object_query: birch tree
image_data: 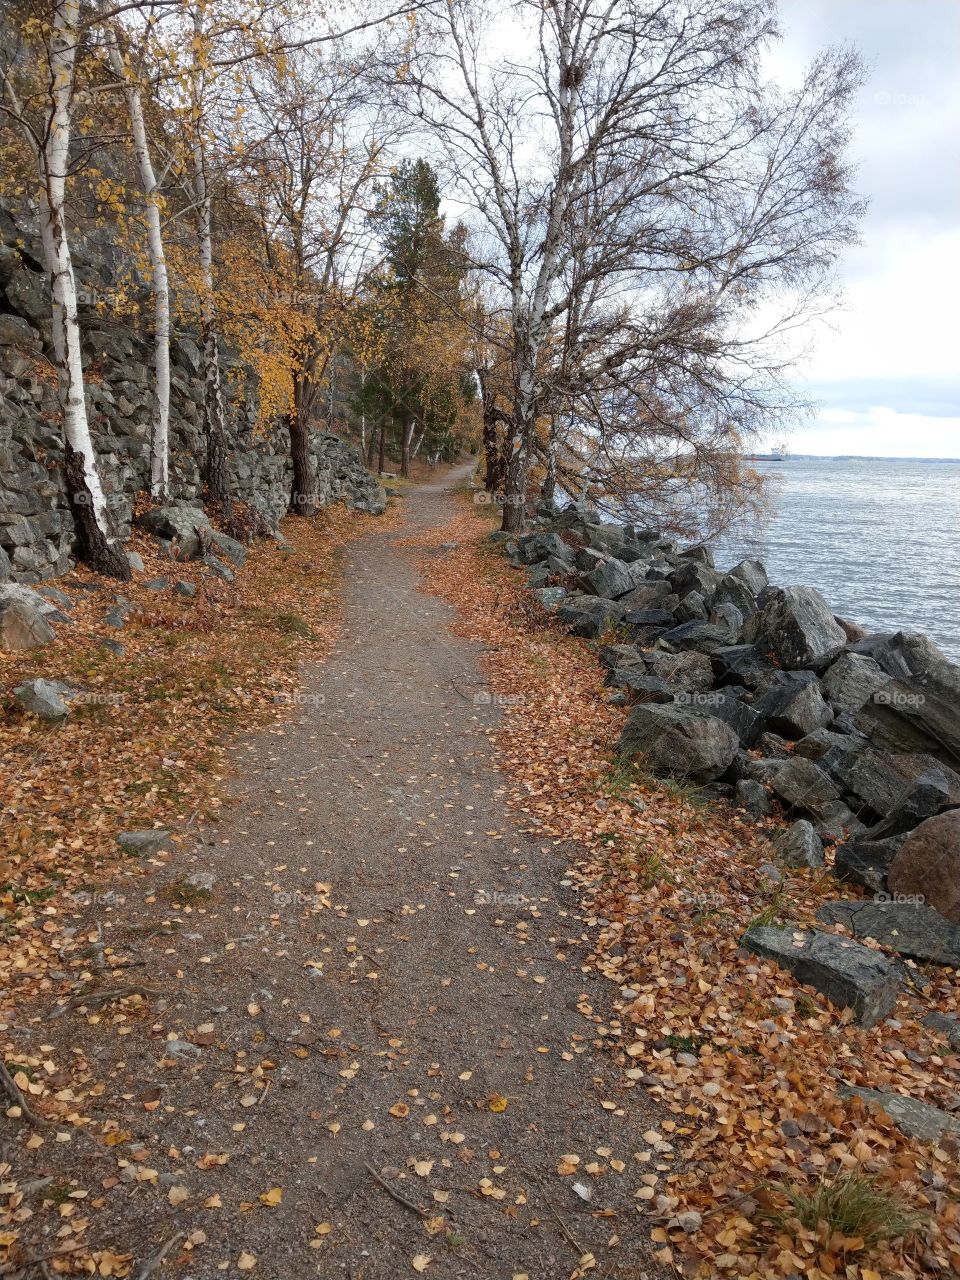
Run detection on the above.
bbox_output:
[1,0,131,577]
[415,0,865,533]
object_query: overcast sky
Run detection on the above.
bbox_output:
[771,0,960,456]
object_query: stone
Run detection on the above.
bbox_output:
[794,727,858,761]
[673,590,709,623]
[126,550,145,574]
[742,926,902,1027]
[598,643,644,670]
[710,602,744,640]
[532,586,567,609]
[768,757,842,819]
[678,689,761,747]
[772,820,824,868]
[556,594,625,637]
[617,703,740,783]
[754,670,833,738]
[714,573,758,621]
[207,530,247,568]
[13,678,76,721]
[744,586,847,670]
[922,1011,960,1050]
[144,577,170,591]
[679,544,714,567]
[887,810,960,924]
[516,531,574,566]
[117,829,172,856]
[174,581,196,598]
[607,670,674,703]
[825,745,960,830]
[659,620,730,654]
[619,581,673,610]
[817,899,960,967]
[201,554,234,582]
[727,559,768,596]
[644,650,714,693]
[669,560,721,603]
[820,652,891,713]
[0,596,55,650]
[103,607,127,628]
[833,835,906,893]
[38,586,73,611]
[735,779,772,817]
[852,632,960,770]
[584,557,637,600]
[710,644,772,690]
[840,1086,960,1142]
[138,505,212,558]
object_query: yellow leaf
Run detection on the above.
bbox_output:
[168,1185,190,1206]
[259,1187,283,1206]
[237,1252,256,1270]
[488,1094,508,1113]
[412,1256,431,1273]
[389,1102,410,1118]
[315,1222,333,1236]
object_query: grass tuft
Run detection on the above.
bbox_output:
[766,1170,923,1248]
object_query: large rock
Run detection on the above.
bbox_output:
[840,1087,960,1142]
[754,670,833,738]
[820,652,892,714]
[726,559,768,597]
[13,678,76,720]
[644,650,714,693]
[138,505,212,559]
[768,757,842,820]
[887,810,960,924]
[833,834,906,893]
[516,531,574,566]
[742,926,902,1027]
[817,899,960,967]
[744,586,847,670]
[710,644,772,690]
[0,595,55,650]
[772,820,824,868]
[824,745,960,831]
[117,829,172,856]
[658,620,730,654]
[678,689,761,747]
[617,703,739,783]
[851,632,960,770]
[584,557,638,599]
[556,594,625,637]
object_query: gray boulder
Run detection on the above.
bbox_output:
[645,649,714,693]
[744,586,847,670]
[607,670,674,703]
[138,505,212,559]
[556,594,625,637]
[516,531,573,566]
[679,689,761,747]
[598,643,644,670]
[532,586,567,609]
[714,573,758,621]
[617,703,739,783]
[117,829,172,856]
[674,590,709,623]
[742,926,902,1027]
[820,652,892,713]
[0,595,55,651]
[208,530,247,568]
[754,670,833,738]
[851,632,960,769]
[710,602,744,640]
[769,757,842,819]
[584,557,635,599]
[817,898,960,967]
[794,727,860,761]
[923,1011,960,1050]
[833,834,906,894]
[840,1087,960,1142]
[734,779,773,817]
[727,559,768,596]
[824,744,960,830]
[710,644,772,690]
[772,819,824,868]
[659,620,730,654]
[13,678,77,721]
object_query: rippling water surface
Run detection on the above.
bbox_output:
[713,459,960,660]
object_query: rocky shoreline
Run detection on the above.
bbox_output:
[493,501,960,1040]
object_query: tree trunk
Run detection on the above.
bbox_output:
[103,23,170,500]
[190,33,230,511]
[378,422,387,474]
[399,413,415,478]
[288,402,317,516]
[366,422,377,468]
[411,426,425,460]
[540,420,558,506]
[37,0,129,578]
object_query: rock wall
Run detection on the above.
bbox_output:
[0,201,384,584]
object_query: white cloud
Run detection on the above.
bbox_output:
[780,406,960,458]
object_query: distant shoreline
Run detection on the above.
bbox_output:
[747,454,960,463]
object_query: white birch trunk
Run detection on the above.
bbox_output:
[40,0,110,533]
[103,27,171,499]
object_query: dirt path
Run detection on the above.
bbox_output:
[15,467,665,1280]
